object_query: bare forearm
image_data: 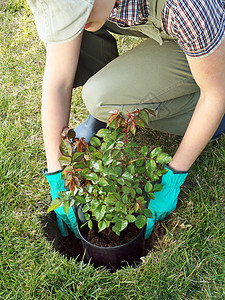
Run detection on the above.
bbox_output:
[169,37,225,172]
[169,94,225,172]
[42,86,72,172]
[41,34,82,172]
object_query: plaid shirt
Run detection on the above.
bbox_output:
[162,0,225,57]
[109,0,225,57]
[109,0,149,26]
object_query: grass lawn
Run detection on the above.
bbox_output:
[0,1,225,299]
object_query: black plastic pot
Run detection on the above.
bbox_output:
[78,225,146,269]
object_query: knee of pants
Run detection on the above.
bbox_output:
[82,78,102,119]
[82,77,114,122]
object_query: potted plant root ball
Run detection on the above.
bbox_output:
[48,109,172,269]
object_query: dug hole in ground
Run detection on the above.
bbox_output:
[41,210,175,270]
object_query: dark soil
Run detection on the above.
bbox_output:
[80,220,141,247]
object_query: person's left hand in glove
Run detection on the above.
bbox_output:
[44,168,80,238]
[145,165,188,239]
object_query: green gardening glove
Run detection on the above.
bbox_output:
[43,168,80,238]
[145,165,188,239]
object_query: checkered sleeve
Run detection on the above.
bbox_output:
[162,0,225,57]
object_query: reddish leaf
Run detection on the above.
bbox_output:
[80,138,89,150]
[107,114,118,127]
[73,140,82,151]
[73,175,81,188]
[69,178,76,193]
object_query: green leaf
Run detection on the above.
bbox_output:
[135,118,145,128]
[126,164,135,175]
[136,196,144,203]
[111,149,122,160]
[144,182,153,193]
[118,178,125,185]
[88,220,93,230]
[112,226,120,236]
[92,160,103,172]
[136,188,142,195]
[94,205,106,221]
[84,213,90,220]
[112,216,120,223]
[114,220,128,232]
[130,124,136,135]
[106,139,116,151]
[123,179,132,187]
[153,184,163,192]
[126,142,139,148]
[146,159,156,173]
[137,166,146,174]
[72,152,84,162]
[105,194,116,205]
[81,168,90,174]
[125,215,136,223]
[156,168,168,176]
[57,191,69,198]
[123,148,137,158]
[122,194,128,204]
[105,214,113,221]
[63,201,70,215]
[92,151,103,160]
[98,220,110,232]
[122,186,130,194]
[150,147,162,158]
[114,166,122,176]
[150,174,159,182]
[135,215,147,229]
[122,172,133,180]
[102,168,117,177]
[143,208,153,218]
[58,156,71,166]
[96,128,111,138]
[90,137,101,147]
[88,146,97,152]
[72,161,86,169]
[102,149,113,165]
[139,109,150,125]
[47,198,62,213]
[85,173,98,181]
[115,201,123,212]
[102,184,116,193]
[132,180,139,189]
[130,188,136,199]
[82,204,90,213]
[141,145,149,157]
[98,177,109,186]
[60,139,72,157]
[136,158,144,167]
[156,153,172,164]
[147,192,155,200]
[117,133,125,140]
[75,195,86,204]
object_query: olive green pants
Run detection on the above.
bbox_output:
[74,23,200,136]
